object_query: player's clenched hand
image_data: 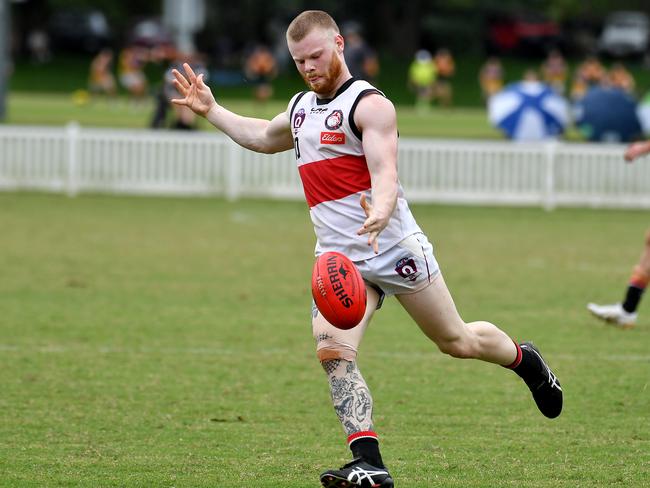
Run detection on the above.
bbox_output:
[171,62,217,117]
[357,193,390,254]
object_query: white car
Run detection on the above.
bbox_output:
[599,11,650,57]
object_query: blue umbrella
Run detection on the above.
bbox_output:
[573,87,641,142]
[488,81,569,141]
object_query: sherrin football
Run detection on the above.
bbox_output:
[311,251,367,330]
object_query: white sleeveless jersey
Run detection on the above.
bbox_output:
[288,78,421,261]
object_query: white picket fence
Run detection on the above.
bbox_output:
[1,123,649,209]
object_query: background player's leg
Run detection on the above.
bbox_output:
[587,227,650,328]
[621,228,650,314]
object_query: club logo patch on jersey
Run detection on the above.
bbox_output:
[320,131,346,144]
[293,108,306,129]
[325,109,344,130]
[395,257,421,282]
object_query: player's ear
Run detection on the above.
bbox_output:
[334,33,344,54]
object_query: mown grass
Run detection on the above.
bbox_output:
[1,192,649,486]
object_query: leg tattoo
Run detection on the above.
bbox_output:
[321,359,374,435]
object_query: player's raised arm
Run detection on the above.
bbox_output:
[171,63,294,154]
[355,93,399,254]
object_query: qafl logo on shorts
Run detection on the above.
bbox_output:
[395,257,421,282]
[325,109,344,130]
[293,108,306,129]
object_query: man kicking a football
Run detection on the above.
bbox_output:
[171,10,563,488]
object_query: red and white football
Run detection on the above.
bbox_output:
[311,251,367,330]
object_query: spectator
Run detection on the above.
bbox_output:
[433,48,455,106]
[26,29,51,64]
[608,62,636,94]
[88,48,116,101]
[153,52,208,130]
[479,57,504,100]
[118,45,149,106]
[150,46,177,129]
[522,68,540,82]
[342,22,379,83]
[244,45,278,103]
[408,49,436,113]
[541,49,567,94]
[571,56,605,100]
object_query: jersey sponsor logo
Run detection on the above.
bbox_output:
[311,107,328,114]
[395,257,421,282]
[320,131,346,144]
[293,108,306,129]
[325,109,344,130]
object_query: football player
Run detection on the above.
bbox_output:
[171,10,563,487]
[588,140,650,328]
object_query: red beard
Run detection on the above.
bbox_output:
[302,51,343,96]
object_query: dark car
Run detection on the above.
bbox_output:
[485,11,562,56]
[48,9,112,53]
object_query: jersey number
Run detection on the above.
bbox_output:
[294,137,300,159]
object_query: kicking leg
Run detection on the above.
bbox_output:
[397,273,562,418]
[396,273,517,364]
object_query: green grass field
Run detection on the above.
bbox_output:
[1,192,649,487]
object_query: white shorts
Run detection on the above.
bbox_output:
[356,232,439,303]
[310,232,440,361]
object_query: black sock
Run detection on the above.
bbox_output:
[350,437,385,468]
[512,346,540,383]
[622,285,645,313]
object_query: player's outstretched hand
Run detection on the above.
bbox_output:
[624,141,650,163]
[357,193,388,255]
[171,62,217,117]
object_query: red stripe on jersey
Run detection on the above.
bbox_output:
[299,155,371,207]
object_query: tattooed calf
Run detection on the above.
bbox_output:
[322,359,374,435]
